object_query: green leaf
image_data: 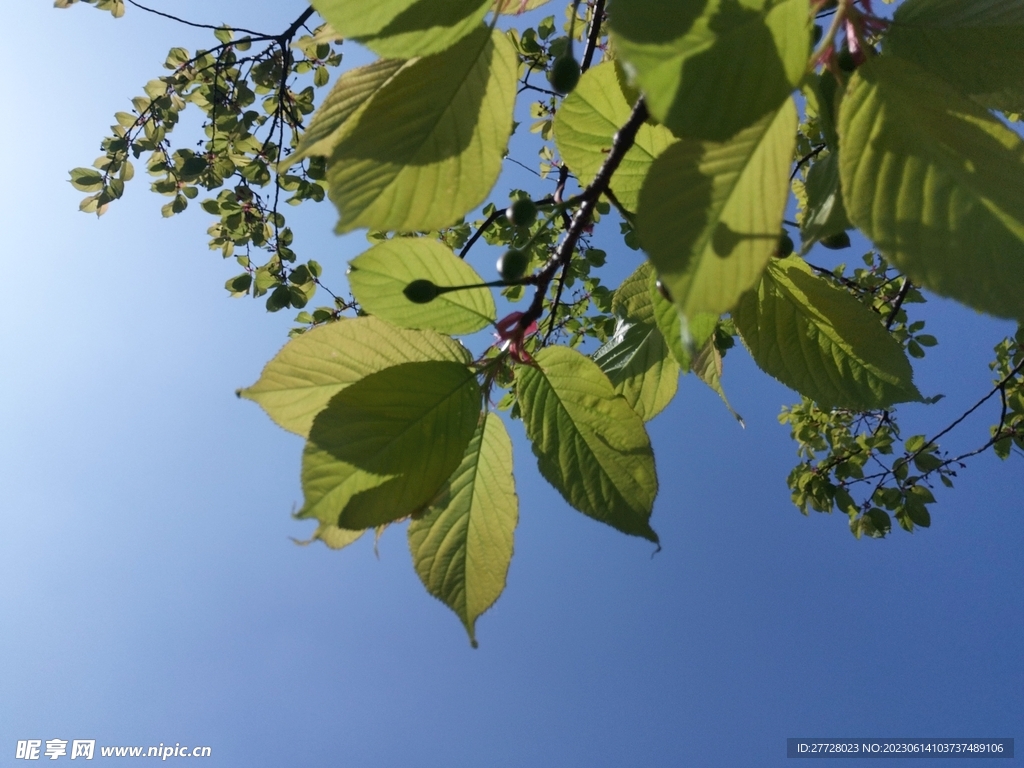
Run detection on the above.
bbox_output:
[600,262,681,420]
[285,58,405,169]
[734,257,922,410]
[239,317,470,437]
[594,319,679,421]
[348,238,496,334]
[691,335,744,424]
[311,0,491,57]
[299,361,482,529]
[799,150,850,251]
[553,62,676,212]
[304,522,366,550]
[516,346,659,542]
[408,412,517,647]
[326,28,517,233]
[69,167,104,192]
[609,0,810,140]
[839,56,1024,320]
[649,266,719,372]
[638,99,797,322]
[884,0,1024,113]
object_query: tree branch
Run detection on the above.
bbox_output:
[520,98,650,334]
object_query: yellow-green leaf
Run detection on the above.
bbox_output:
[637,99,797,323]
[408,412,517,647]
[609,0,810,140]
[839,56,1024,320]
[298,361,482,529]
[884,0,1024,113]
[239,317,469,438]
[285,58,405,169]
[553,62,676,212]
[734,257,922,410]
[326,27,517,233]
[348,238,496,335]
[516,346,659,542]
[311,0,491,57]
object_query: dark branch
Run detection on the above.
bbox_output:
[580,0,607,71]
[520,98,650,334]
[885,277,912,329]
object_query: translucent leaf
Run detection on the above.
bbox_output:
[301,522,365,550]
[326,28,517,233]
[609,0,810,140]
[648,266,718,372]
[593,319,679,421]
[884,0,1024,113]
[637,99,797,322]
[239,317,470,438]
[553,62,676,212]
[299,361,482,530]
[516,346,659,542]
[734,257,922,410]
[348,238,496,335]
[311,0,491,57]
[839,56,1024,320]
[799,150,850,251]
[691,336,743,424]
[497,0,549,12]
[408,412,517,647]
[285,58,405,169]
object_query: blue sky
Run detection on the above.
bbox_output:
[1,2,1021,766]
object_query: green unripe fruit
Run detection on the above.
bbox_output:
[836,46,858,73]
[777,232,795,257]
[548,55,581,95]
[497,249,529,282]
[506,198,538,227]
[403,279,439,303]
[821,231,852,250]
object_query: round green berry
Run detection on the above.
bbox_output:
[403,279,439,303]
[778,232,795,257]
[506,198,538,227]
[548,55,581,95]
[836,46,858,73]
[497,249,529,282]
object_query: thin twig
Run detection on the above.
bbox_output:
[126,0,269,37]
[885,277,912,329]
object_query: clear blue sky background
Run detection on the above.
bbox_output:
[1,2,1021,766]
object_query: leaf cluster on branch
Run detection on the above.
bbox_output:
[64,0,1024,644]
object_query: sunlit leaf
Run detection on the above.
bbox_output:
[839,56,1024,320]
[734,257,922,409]
[609,0,809,140]
[408,412,517,647]
[239,317,469,438]
[327,28,517,233]
[348,238,496,334]
[516,346,659,542]
[638,99,797,322]
[553,62,676,211]
[884,0,1024,113]
[799,149,850,251]
[285,58,405,169]
[311,0,491,57]
[298,361,481,529]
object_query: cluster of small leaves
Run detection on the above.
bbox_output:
[67,8,345,318]
[55,0,124,18]
[990,327,1024,460]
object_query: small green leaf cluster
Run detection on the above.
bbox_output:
[54,0,123,18]
[69,14,344,315]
